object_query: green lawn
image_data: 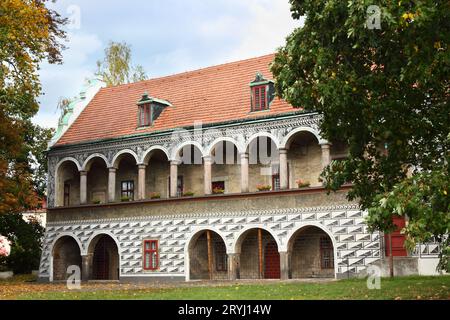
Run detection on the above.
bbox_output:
[3,275,449,300]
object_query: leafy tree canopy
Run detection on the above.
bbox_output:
[272,0,449,270]
[96,41,148,86]
[0,0,66,214]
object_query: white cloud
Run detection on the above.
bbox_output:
[34,32,102,129]
[227,0,303,60]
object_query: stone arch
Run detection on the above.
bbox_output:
[185,228,229,281]
[245,132,280,152]
[286,223,337,279]
[233,225,281,253]
[233,226,281,280]
[205,137,245,157]
[55,158,82,207]
[112,149,140,168]
[171,141,205,162]
[280,127,327,149]
[86,232,120,280]
[142,145,170,164]
[82,153,110,171]
[51,234,82,281]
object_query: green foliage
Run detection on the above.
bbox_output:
[272,0,449,270]
[0,214,45,274]
[96,41,148,86]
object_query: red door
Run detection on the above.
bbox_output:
[264,242,280,279]
[384,217,407,256]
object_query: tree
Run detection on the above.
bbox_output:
[96,41,148,86]
[0,213,45,274]
[0,0,67,214]
[272,1,449,270]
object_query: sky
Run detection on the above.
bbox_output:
[34,0,304,129]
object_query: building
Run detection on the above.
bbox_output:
[38,54,440,282]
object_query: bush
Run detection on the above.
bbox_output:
[0,214,44,274]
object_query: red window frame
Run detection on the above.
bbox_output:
[143,239,159,271]
[139,104,152,127]
[63,183,70,206]
[252,85,268,111]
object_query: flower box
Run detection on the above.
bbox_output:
[182,191,195,197]
[256,184,271,192]
[150,192,161,199]
[212,188,225,194]
[296,179,311,188]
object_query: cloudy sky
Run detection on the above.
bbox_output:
[34,0,303,129]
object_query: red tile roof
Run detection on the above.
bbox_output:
[55,53,297,146]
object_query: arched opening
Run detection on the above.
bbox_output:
[52,236,81,281]
[247,136,279,192]
[114,153,138,201]
[145,149,170,199]
[86,157,108,204]
[176,144,203,197]
[288,226,335,278]
[56,160,80,207]
[236,228,280,279]
[285,131,322,188]
[188,230,228,280]
[210,141,240,194]
[88,234,119,280]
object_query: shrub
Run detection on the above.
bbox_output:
[0,214,44,274]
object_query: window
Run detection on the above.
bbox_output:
[143,240,159,270]
[252,85,268,111]
[320,236,334,269]
[138,104,152,127]
[121,180,134,199]
[212,181,225,193]
[64,183,70,206]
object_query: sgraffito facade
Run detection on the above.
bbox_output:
[39,54,439,282]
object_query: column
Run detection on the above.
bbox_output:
[170,160,179,198]
[108,168,116,202]
[81,254,93,281]
[320,143,331,169]
[279,148,288,189]
[279,251,290,280]
[240,152,249,193]
[228,253,239,280]
[80,170,87,205]
[203,156,212,195]
[138,164,146,200]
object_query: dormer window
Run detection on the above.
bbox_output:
[250,72,275,112]
[137,92,171,128]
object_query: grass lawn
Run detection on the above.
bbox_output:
[0,275,449,300]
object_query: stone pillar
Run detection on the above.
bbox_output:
[138,164,146,200]
[240,153,249,193]
[170,160,179,198]
[80,170,87,205]
[203,156,212,195]
[279,251,290,280]
[279,148,288,189]
[228,253,240,280]
[108,168,116,202]
[81,254,93,281]
[320,143,331,169]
